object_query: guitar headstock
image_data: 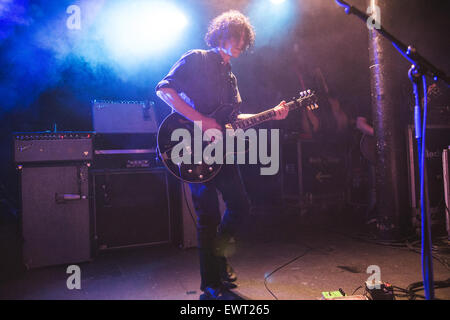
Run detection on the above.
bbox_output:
[297,90,319,111]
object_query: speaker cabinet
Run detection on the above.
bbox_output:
[91,168,171,250]
[281,139,303,202]
[443,147,450,239]
[407,125,450,234]
[281,138,346,207]
[20,164,91,269]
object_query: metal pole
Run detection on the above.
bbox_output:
[367,0,410,240]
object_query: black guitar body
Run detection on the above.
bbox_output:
[157,105,235,183]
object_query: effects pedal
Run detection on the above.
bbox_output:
[365,281,395,300]
[321,289,368,300]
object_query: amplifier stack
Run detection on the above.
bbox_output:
[89,100,172,251]
[406,125,450,237]
[91,100,159,170]
[14,132,93,269]
[13,100,178,268]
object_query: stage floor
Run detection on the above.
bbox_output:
[1,206,449,300]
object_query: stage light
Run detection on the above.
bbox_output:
[248,0,296,47]
[96,1,188,64]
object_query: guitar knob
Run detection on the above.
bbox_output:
[188,169,193,173]
[208,167,213,172]
[199,175,204,179]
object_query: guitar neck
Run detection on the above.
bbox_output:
[230,98,311,130]
[231,109,277,130]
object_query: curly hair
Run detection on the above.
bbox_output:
[204,10,255,51]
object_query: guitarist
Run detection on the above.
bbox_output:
[155,10,289,300]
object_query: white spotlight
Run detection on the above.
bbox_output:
[99,1,188,63]
[270,0,286,4]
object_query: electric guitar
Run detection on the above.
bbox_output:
[157,90,319,183]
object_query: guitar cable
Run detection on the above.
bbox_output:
[158,143,199,231]
[263,246,312,300]
[180,173,198,231]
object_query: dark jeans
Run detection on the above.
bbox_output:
[189,164,250,290]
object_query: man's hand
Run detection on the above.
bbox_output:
[199,116,222,132]
[356,116,374,136]
[273,101,289,120]
[195,116,222,142]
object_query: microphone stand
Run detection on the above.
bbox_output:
[335,0,450,300]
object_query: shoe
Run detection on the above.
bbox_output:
[221,280,237,289]
[220,260,237,283]
[199,285,235,300]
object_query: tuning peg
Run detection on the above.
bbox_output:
[314,103,319,109]
[307,89,311,94]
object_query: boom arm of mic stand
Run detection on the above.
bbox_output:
[336,0,442,300]
[334,0,450,85]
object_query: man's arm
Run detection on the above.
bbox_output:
[236,101,289,121]
[356,116,374,136]
[156,87,222,132]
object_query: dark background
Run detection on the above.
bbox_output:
[1,0,449,206]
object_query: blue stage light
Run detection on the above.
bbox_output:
[248,0,296,47]
[96,1,188,64]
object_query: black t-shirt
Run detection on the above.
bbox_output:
[156,49,242,118]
